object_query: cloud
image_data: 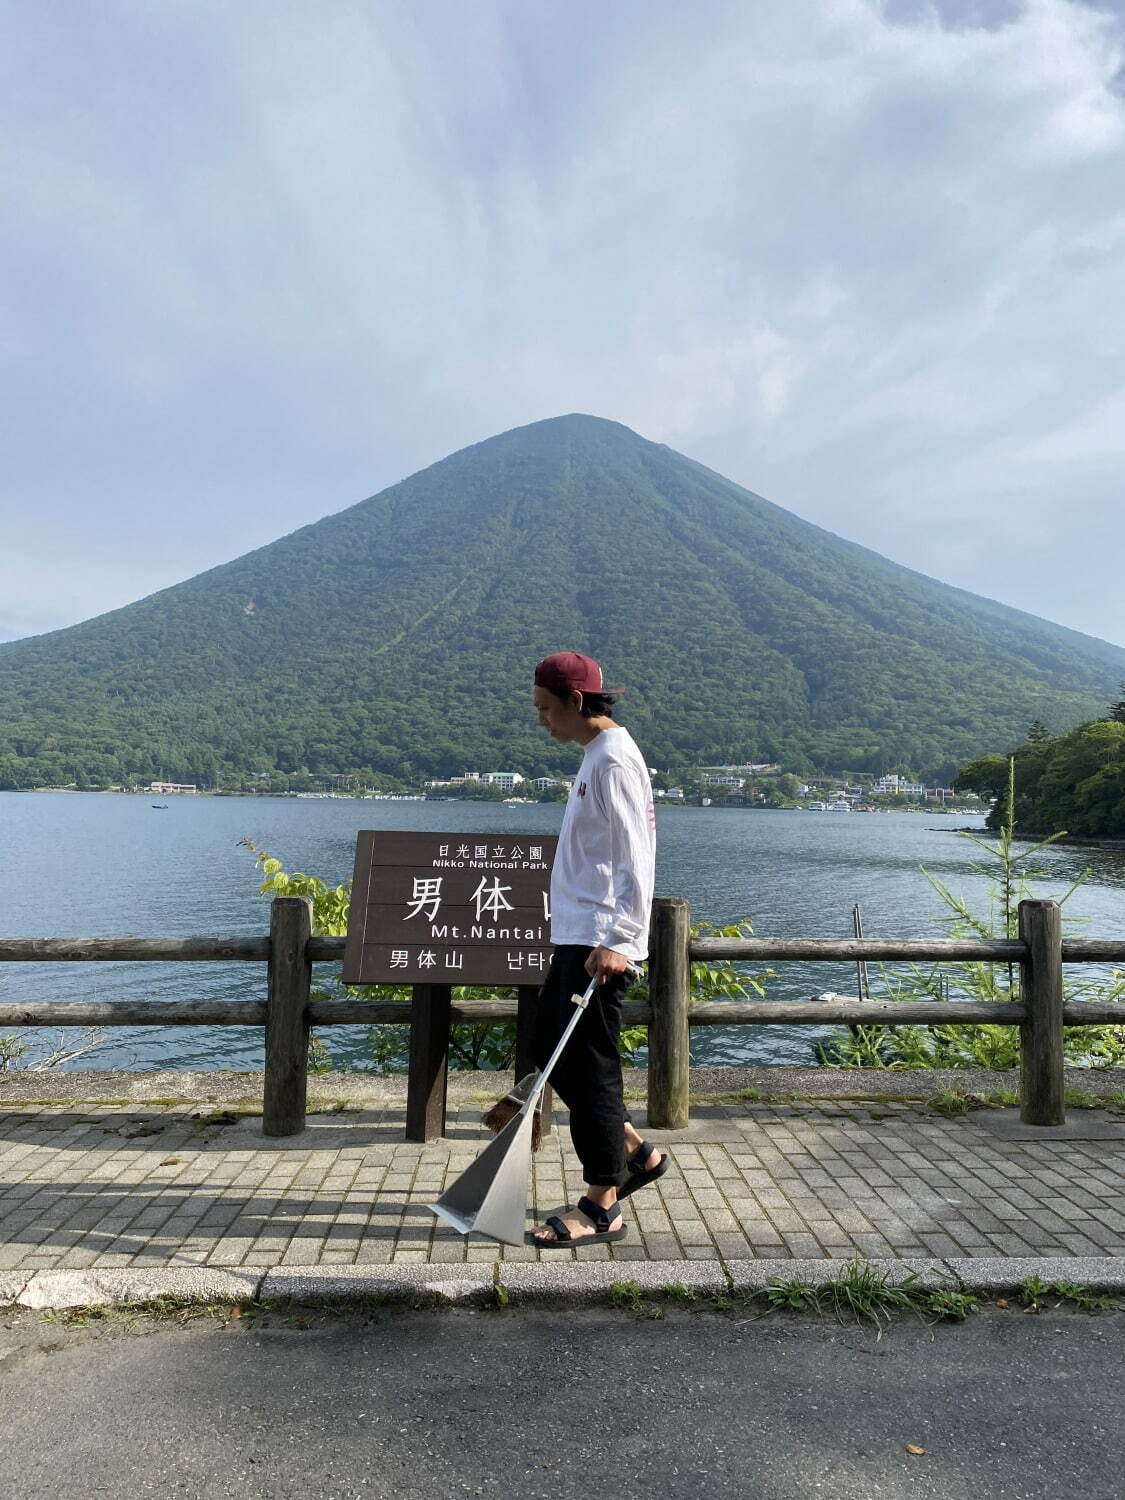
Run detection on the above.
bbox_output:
[1,0,1123,645]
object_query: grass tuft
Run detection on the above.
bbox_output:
[757,1260,978,1332]
[662,1281,697,1303]
[765,1276,821,1314]
[609,1279,644,1311]
[928,1088,984,1117]
[1062,1086,1100,1110]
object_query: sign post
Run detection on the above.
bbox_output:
[343,832,558,1141]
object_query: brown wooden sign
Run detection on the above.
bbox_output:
[342,831,558,985]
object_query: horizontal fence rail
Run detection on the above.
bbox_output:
[2,896,1123,1138]
[692,937,1030,962]
[0,937,272,962]
[6,934,1123,964]
[0,1002,270,1026]
[3,998,1119,1030]
[693,937,1125,963]
[1056,940,1125,962]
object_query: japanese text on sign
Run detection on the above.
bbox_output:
[341,831,558,985]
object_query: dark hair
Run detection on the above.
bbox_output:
[548,687,617,719]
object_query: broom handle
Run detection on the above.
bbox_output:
[521,964,641,1114]
[526,975,597,1102]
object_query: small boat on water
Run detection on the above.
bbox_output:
[152,803,169,809]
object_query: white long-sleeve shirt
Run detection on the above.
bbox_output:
[549,726,656,962]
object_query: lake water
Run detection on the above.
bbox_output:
[2,792,1123,1071]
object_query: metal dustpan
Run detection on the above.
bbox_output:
[430,974,599,1246]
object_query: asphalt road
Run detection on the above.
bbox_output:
[1,1303,1121,1499]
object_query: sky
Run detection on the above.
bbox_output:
[2,0,1124,647]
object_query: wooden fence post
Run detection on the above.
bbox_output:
[263,896,312,1137]
[648,897,691,1130]
[1018,899,1065,1126]
[406,984,452,1142]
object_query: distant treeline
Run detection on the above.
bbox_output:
[955,697,1125,838]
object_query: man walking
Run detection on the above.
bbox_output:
[529,651,667,1247]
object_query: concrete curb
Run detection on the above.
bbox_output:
[6,1257,1124,1312]
[0,1273,30,1308]
[942,1257,1125,1294]
[497,1258,729,1304]
[13,1267,262,1311]
[258,1265,495,1306]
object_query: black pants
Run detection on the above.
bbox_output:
[531,945,633,1189]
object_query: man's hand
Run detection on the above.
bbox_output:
[585,945,631,984]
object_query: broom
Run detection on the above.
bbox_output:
[482,1070,544,1150]
[433,975,600,1244]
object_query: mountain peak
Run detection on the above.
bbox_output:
[1,418,1122,789]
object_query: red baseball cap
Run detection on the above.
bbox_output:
[533,651,624,696]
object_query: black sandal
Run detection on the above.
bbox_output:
[531,1195,627,1249]
[616,1140,669,1201]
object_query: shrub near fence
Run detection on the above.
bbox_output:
[2,897,1124,1140]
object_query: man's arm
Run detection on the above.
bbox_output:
[584,763,655,983]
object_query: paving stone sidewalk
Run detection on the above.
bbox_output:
[2,1078,1123,1275]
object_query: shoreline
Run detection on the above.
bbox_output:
[4,786,990,818]
[943,824,1125,850]
[3,1063,1123,1106]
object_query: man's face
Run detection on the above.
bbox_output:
[533,684,583,742]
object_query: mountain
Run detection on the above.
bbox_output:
[2,413,1123,789]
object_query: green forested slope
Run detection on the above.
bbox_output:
[1,414,1122,787]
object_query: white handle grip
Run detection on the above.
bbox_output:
[569,975,600,1010]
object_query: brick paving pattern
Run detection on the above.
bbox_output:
[1,1098,1122,1271]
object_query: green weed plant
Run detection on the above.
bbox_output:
[1019,1275,1118,1314]
[816,761,1125,1071]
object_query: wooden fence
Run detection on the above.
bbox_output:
[1,896,1122,1140]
